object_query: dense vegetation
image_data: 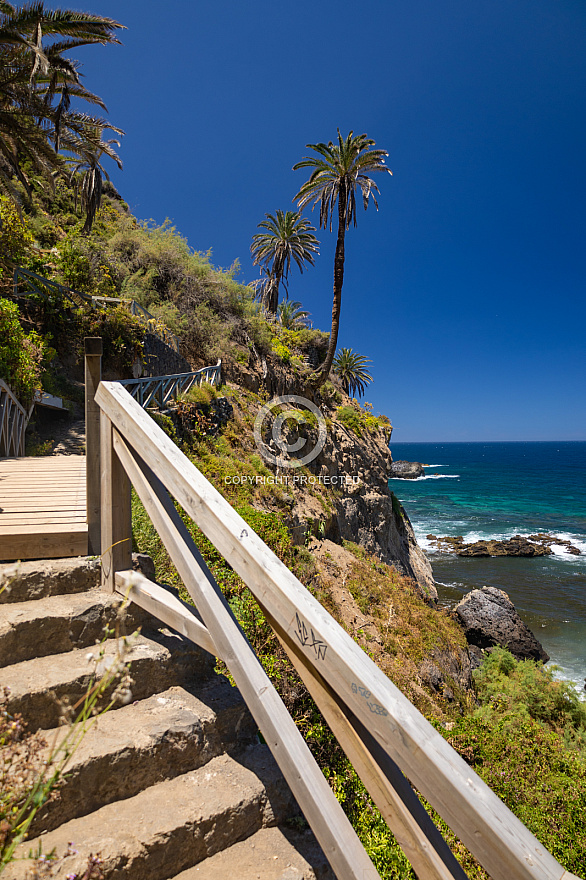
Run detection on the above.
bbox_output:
[0,52,583,872]
[130,378,586,879]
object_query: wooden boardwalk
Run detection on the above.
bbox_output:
[0,456,87,561]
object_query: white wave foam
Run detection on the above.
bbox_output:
[416,527,586,561]
[422,464,447,468]
[548,532,586,557]
[389,474,460,482]
[550,666,586,699]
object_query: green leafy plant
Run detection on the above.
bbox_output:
[0,298,52,405]
[251,210,319,314]
[181,381,220,406]
[333,347,373,398]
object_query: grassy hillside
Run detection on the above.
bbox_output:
[1,180,585,879]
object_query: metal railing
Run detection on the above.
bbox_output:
[86,371,579,880]
[92,297,181,352]
[117,361,221,410]
[0,380,28,457]
[12,268,181,353]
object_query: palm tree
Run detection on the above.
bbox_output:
[69,122,122,233]
[0,2,123,201]
[332,348,372,398]
[250,209,319,315]
[293,130,391,387]
[278,300,310,330]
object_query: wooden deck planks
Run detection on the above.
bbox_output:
[0,456,88,560]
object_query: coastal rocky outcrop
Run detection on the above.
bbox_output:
[454,586,549,661]
[314,423,436,600]
[426,533,581,557]
[278,418,437,601]
[389,460,424,479]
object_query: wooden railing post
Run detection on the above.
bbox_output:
[100,415,132,591]
[85,337,102,554]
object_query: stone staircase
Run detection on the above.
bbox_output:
[0,558,333,880]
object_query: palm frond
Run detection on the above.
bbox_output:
[250,209,319,314]
[332,348,373,398]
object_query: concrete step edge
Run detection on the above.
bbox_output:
[0,588,151,667]
[168,825,335,880]
[3,628,215,729]
[0,557,100,604]
[29,679,258,835]
[7,745,297,880]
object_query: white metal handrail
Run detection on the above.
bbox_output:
[117,361,221,410]
[0,380,28,457]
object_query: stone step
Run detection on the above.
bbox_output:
[0,588,151,667]
[29,680,258,835]
[0,557,100,604]
[169,825,334,880]
[3,628,214,729]
[8,746,297,880]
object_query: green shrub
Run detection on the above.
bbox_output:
[0,197,34,276]
[442,710,586,874]
[182,381,220,406]
[271,338,291,363]
[149,412,178,442]
[72,305,145,375]
[335,405,363,435]
[335,404,392,439]
[0,299,52,405]
[473,648,586,746]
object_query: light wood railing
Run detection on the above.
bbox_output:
[93,378,580,880]
[0,380,28,457]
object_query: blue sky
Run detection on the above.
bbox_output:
[67,0,584,441]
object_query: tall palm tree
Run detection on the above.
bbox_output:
[250,209,319,315]
[0,2,123,201]
[293,130,391,387]
[332,348,372,398]
[69,122,122,233]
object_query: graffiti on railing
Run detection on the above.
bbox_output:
[294,612,328,660]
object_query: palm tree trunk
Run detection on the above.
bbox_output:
[315,181,346,388]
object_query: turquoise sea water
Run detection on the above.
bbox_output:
[389,442,586,692]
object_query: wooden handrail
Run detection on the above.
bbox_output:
[0,380,28,457]
[95,379,576,880]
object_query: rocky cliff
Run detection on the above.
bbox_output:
[224,357,436,601]
[311,421,436,599]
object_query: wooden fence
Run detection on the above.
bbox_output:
[89,374,580,880]
[0,380,28,457]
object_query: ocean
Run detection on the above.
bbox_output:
[388,441,586,693]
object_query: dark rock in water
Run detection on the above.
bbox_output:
[427,532,581,557]
[459,536,551,557]
[389,460,424,479]
[454,586,549,662]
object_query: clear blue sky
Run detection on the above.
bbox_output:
[65,0,585,441]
